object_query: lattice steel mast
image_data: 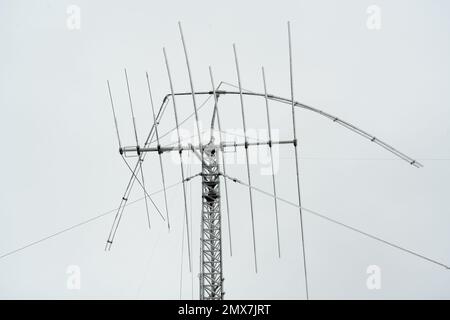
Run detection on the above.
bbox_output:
[199,142,223,300]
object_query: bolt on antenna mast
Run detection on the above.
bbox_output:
[104,22,447,301]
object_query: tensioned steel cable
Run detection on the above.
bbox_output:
[221,173,449,270]
[4,173,446,270]
[0,181,183,261]
[163,131,209,148]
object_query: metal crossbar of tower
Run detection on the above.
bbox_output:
[103,22,450,301]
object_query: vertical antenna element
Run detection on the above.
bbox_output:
[178,22,204,158]
[163,47,192,272]
[233,44,258,273]
[124,68,140,150]
[146,71,171,231]
[139,160,151,229]
[124,68,151,229]
[209,66,233,257]
[261,67,281,258]
[107,80,123,151]
[288,21,309,299]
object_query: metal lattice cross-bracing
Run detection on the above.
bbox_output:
[200,143,223,300]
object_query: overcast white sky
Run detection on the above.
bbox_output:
[1,0,450,299]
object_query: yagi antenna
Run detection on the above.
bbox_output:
[105,22,446,301]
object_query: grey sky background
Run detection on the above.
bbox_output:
[1,0,450,299]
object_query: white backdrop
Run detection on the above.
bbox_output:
[0,0,449,299]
